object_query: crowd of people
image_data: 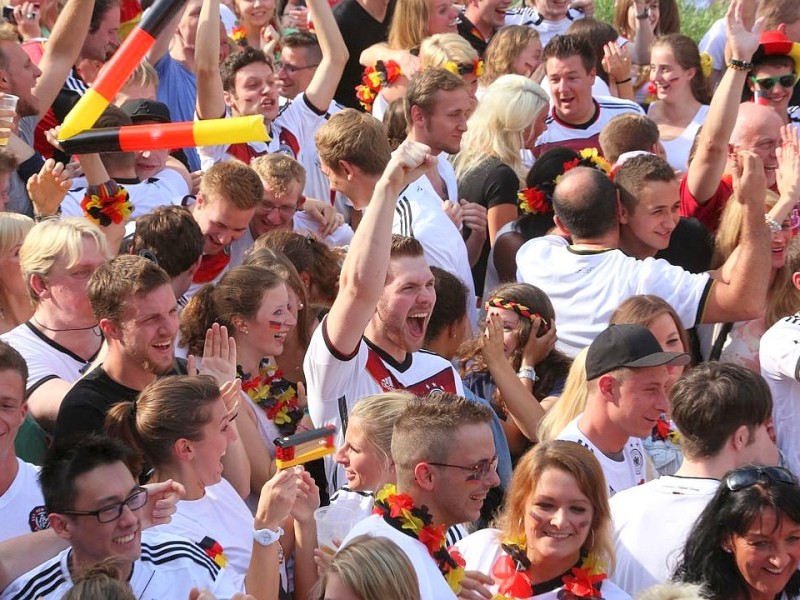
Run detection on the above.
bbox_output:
[1,0,800,598]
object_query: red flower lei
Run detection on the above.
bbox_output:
[355,60,402,112]
[652,415,681,445]
[237,359,303,436]
[517,187,552,215]
[373,484,466,594]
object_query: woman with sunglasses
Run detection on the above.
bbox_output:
[458,283,570,460]
[455,440,631,600]
[745,32,800,127]
[674,465,800,600]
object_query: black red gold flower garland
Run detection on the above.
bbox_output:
[81,182,132,226]
[373,484,465,594]
[355,60,402,112]
[238,359,302,436]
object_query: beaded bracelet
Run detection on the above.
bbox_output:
[728,58,753,71]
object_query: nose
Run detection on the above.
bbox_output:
[550,507,567,528]
[118,503,139,528]
[655,389,669,413]
[226,423,238,443]
[284,311,297,328]
[216,231,233,247]
[334,445,348,465]
[486,466,501,489]
[266,208,283,224]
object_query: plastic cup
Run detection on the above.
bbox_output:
[0,94,18,146]
[314,505,358,555]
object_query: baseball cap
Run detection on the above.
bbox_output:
[585,324,690,380]
[120,99,172,124]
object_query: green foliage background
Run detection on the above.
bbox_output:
[593,0,729,43]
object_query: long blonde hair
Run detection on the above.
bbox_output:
[536,348,588,442]
[453,74,548,183]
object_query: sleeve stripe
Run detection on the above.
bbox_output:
[695,278,714,325]
[8,563,65,600]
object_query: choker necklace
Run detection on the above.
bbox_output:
[32,317,101,334]
[373,484,465,594]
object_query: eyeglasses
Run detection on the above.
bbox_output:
[427,455,499,481]
[276,61,319,75]
[258,201,298,217]
[59,487,148,523]
[724,466,796,492]
[751,74,799,91]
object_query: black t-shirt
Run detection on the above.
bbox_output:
[53,359,187,444]
[457,157,520,297]
[457,13,490,58]
[656,216,713,274]
[333,0,395,110]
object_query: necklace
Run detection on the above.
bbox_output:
[373,484,465,594]
[237,358,302,435]
[31,317,101,334]
[492,535,608,599]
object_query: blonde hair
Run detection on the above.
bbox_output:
[494,440,616,573]
[636,583,705,600]
[481,25,541,87]
[251,153,306,197]
[20,218,111,305]
[536,348,588,442]
[0,213,33,259]
[62,558,136,600]
[453,74,548,182]
[419,33,478,69]
[387,0,433,50]
[317,535,421,600]
[349,391,414,466]
[121,60,159,92]
[714,190,799,327]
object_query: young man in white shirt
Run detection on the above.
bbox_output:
[611,362,781,596]
[556,324,689,496]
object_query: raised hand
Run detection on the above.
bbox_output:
[382,139,436,190]
[27,159,71,217]
[602,42,632,83]
[732,150,766,209]
[726,0,764,63]
[188,323,238,386]
[776,125,800,205]
[140,479,186,528]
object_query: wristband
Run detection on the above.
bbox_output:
[253,526,284,546]
[615,77,632,85]
[517,366,538,382]
[636,7,649,18]
[765,214,782,234]
[728,58,753,71]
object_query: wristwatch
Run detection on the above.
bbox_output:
[518,366,538,382]
[636,7,650,19]
[253,526,284,546]
[765,214,782,234]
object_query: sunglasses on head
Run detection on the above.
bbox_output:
[723,466,796,492]
[751,74,799,91]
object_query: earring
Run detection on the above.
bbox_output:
[239,327,249,335]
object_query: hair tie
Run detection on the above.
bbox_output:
[485,297,534,320]
[699,52,713,79]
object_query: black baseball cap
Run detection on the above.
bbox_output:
[120,99,172,124]
[585,324,690,380]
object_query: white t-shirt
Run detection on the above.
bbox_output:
[557,416,647,496]
[760,314,800,476]
[60,169,188,220]
[154,478,257,592]
[534,97,645,157]
[0,459,47,543]
[339,514,458,600]
[610,475,718,596]
[515,236,713,356]
[304,318,464,492]
[1,322,97,393]
[698,18,726,71]
[393,153,477,328]
[0,531,241,600]
[503,7,586,47]
[660,104,709,173]
[455,528,632,600]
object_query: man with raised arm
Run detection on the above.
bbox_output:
[304,139,464,494]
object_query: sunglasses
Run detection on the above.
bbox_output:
[427,455,499,482]
[751,74,799,91]
[724,466,796,492]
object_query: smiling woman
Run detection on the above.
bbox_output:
[454,441,631,600]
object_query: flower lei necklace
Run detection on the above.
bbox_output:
[373,484,466,594]
[652,415,681,445]
[237,359,303,436]
[492,534,608,599]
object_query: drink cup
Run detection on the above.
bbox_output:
[314,505,358,555]
[0,94,18,146]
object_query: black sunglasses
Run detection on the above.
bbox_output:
[751,74,799,91]
[724,466,796,492]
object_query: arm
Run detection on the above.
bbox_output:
[460,199,487,267]
[686,0,761,205]
[702,151,770,323]
[238,401,276,493]
[27,379,74,431]
[32,0,96,122]
[302,0,348,113]
[494,231,525,283]
[360,44,419,76]
[146,3,188,67]
[287,470,319,600]
[325,140,436,356]
[194,0,226,121]
[628,0,656,65]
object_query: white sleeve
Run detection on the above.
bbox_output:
[632,258,713,328]
[761,319,800,381]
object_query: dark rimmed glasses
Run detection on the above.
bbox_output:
[724,466,796,492]
[59,487,148,523]
[751,74,799,91]
[428,455,499,482]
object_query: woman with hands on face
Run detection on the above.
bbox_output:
[105,375,320,600]
[458,283,570,460]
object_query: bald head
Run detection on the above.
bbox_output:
[552,167,618,239]
[730,103,781,187]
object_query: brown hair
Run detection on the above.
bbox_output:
[63,558,136,600]
[315,109,392,176]
[179,265,285,356]
[494,440,615,571]
[404,68,467,122]
[609,294,691,356]
[250,153,306,197]
[88,255,171,323]
[0,147,17,174]
[542,34,595,74]
[614,153,677,213]
[105,375,220,475]
[758,0,800,31]
[652,34,711,104]
[129,206,203,279]
[481,25,541,87]
[198,160,264,211]
[599,114,660,164]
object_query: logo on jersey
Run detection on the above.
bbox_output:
[28,505,49,532]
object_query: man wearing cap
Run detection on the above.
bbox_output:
[556,324,690,496]
[746,30,800,127]
[57,105,190,219]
